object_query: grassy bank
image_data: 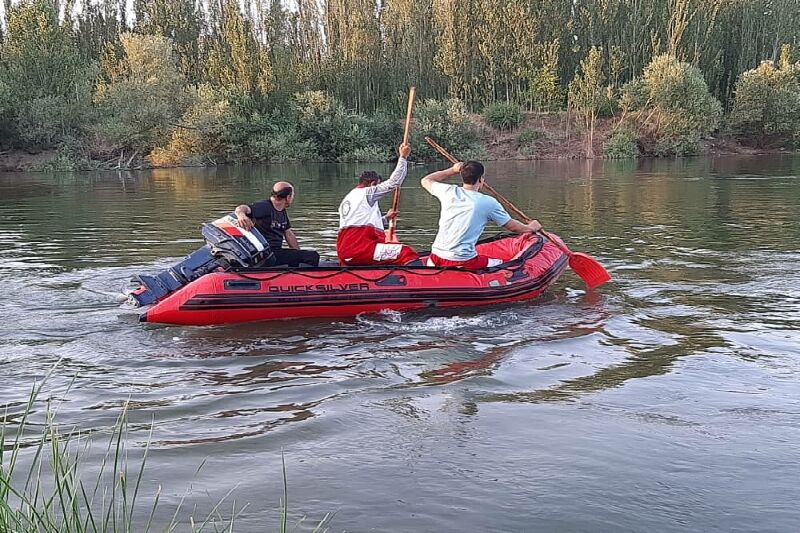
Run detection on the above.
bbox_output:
[1,108,790,173]
[1,373,331,532]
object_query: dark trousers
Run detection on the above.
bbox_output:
[272,248,320,267]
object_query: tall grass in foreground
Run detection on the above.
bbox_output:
[0,372,332,532]
[0,375,245,532]
[278,451,333,533]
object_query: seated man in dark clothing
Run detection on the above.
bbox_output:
[234,181,321,267]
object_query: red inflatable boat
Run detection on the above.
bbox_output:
[138,233,568,325]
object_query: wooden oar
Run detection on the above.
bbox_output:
[386,86,416,243]
[423,136,611,290]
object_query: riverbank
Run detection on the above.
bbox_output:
[474,112,791,161]
[0,111,789,173]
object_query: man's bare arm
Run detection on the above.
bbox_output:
[503,219,542,234]
[420,162,462,193]
[284,228,300,249]
[367,143,412,204]
[235,204,254,230]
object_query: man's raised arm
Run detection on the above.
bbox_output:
[421,162,463,193]
[367,142,412,203]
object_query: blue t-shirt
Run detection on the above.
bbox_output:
[429,182,511,261]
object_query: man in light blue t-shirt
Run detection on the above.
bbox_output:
[421,160,542,269]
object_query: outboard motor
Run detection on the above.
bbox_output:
[128,213,274,307]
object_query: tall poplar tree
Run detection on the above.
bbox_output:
[204,0,273,99]
[324,0,384,112]
[382,0,445,106]
[133,0,203,83]
[1,0,93,147]
[569,47,605,158]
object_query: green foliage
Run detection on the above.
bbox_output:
[569,47,605,157]
[4,0,800,165]
[779,44,792,70]
[619,78,649,110]
[216,105,319,163]
[526,42,564,111]
[220,112,286,162]
[215,91,403,164]
[262,129,319,162]
[204,0,273,96]
[482,102,523,131]
[517,127,546,156]
[25,152,78,172]
[94,33,190,153]
[15,95,90,148]
[134,0,204,81]
[0,0,95,148]
[292,90,399,162]
[603,128,640,159]
[569,47,606,116]
[0,79,11,115]
[231,95,476,163]
[24,138,101,171]
[0,372,250,531]
[458,143,493,162]
[728,60,800,147]
[409,98,478,160]
[150,84,233,166]
[642,55,720,119]
[338,145,392,162]
[621,54,722,156]
[597,86,620,118]
[2,0,86,100]
[517,128,546,146]
[0,79,14,145]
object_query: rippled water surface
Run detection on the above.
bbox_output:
[2,157,800,531]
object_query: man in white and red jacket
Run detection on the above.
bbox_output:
[336,143,419,266]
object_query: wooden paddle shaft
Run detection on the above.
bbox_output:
[387,87,416,241]
[480,181,568,253]
[480,183,531,223]
[402,86,416,144]
[392,87,416,214]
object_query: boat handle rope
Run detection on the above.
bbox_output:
[227,233,541,284]
[229,258,527,284]
[229,266,450,284]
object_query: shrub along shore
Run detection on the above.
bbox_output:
[2,1,800,171]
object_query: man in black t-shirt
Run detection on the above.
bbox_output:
[234,181,321,267]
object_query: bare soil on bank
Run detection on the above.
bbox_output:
[0,112,790,172]
[0,149,60,172]
[473,112,791,160]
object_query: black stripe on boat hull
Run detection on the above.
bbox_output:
[177,256,568,311]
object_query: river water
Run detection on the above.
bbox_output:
[1,156,799,531]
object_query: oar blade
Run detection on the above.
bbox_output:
[568,252,611,290]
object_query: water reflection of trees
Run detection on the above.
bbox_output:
[490,156,800,255]
[4,156,800,271]
[156,399,319,446]
[417,297,611,391]
[148,359,342,446]
[480,315,727,404]
[200,359,349,387]
[408,290,735,409]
